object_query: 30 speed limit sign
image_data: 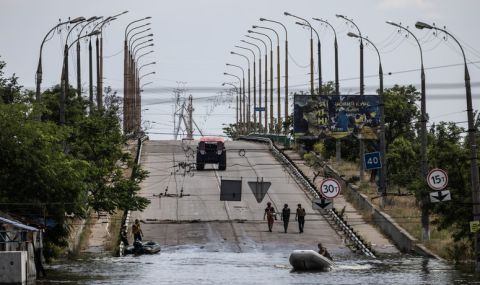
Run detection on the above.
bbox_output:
[427,168,448,190]
[320,178,341,199]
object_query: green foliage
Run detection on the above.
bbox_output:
[0,58,149,259]
[313,142,325,155]
[386,136,417,189]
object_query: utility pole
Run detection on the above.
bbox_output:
[187,95,193,140]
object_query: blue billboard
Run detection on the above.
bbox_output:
[293,95,381,139]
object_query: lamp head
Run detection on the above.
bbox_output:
[247,30,253,33]
[312,17,320,21]
[252,25,258,28]
[121,11,129,15]
[347,32,359,38]
[70,17,86,23]
[223,72,228,75]
[386,21,400,28]
[415,21,433,30]
[149,43,154,46]
[230,51,235,54]
[284,12,291,16]
[145,16,152,19]
[87,16,97,21]
[295,21,304,26]
[148,33,154,36]
[88,30,101,36]
[259,18,265,21]
[335,14,345,19]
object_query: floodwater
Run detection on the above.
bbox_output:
[37,246,479,285]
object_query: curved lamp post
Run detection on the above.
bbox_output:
[63,18,87,95]
[231,51,252,132]
[241,39,264,131]
[135,71,156,132]
[235,45,257,131]
[223,73,242,132]
[253,25,282,132]
[246,35,269,132]
[386,21,429,241]
[285,12,315,95]
[295,21,322,95]
[124,17,151,133]
[347,32,386,208]
[259,17,289,130]
[226,63,245,127]
[60,30,101,125]
[415,21,480,269]
[313,18,338,94]
[223,82,240,127]
[336,14,364,95]
[36,17,85,102]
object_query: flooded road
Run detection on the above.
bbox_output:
[38,246,478,285]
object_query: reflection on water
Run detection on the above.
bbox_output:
[37,247,479,285]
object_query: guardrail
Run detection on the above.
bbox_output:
[238,135,376,258]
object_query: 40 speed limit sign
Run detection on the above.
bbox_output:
[319,178,341,199]
[427,168,448,190]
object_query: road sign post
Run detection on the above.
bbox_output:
[319,178,341,199]
[429,190,451,203]
[364,151,382,170]
[427,168,448,190]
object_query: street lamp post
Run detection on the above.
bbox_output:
[246,35,269,132]
[259,18,288,133]
[313,18,339,94]
[132,44,154,133]
[60,30,101,125]
[231,51,251,133]
[136,71,155,133]
[387,21,429,241]
[226,63,246,131]
[295,21,322,95]
[235,45,257,132]
[77,17,101,99]
[241,39,263,131]
[347,32,386,208]
[338,14,365,179]
[285,12,314,95]
[415,21,480,271]
[251,27,279,133]
[64,19,87,96]
[36,17,85,102]
[124,17,151,133]
[223,82,240,127]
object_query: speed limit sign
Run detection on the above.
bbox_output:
[427,168,448,190]
[319,178,341,199]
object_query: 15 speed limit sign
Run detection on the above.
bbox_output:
[320,178,341,199]
[427,168,448,190]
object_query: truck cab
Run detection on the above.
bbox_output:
[196,137,227,170]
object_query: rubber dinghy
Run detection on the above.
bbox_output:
[289,250,334,271]
[124,241,161,255]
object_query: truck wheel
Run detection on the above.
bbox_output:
[218,153,227,170]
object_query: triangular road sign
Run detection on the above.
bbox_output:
[430,190,451,203]
[312,198,333,210]
[248,181,271,203]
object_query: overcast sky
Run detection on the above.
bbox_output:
[1,0,479,139]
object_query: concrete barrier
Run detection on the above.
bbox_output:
[0,251,27,283]
[318,154,441,259]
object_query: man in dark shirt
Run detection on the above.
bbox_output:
[281,204,291,233]
[295,203,306,233]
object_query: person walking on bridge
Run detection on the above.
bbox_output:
[263,202,276,232]
[295,204,306,233]
[281,204,291,233]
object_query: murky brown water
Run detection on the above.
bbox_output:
[36,246,479,285]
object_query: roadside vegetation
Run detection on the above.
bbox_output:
[297,84,478,264]
[0,56,150,260]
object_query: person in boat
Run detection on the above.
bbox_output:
[281,204,291,233]
[263,202,276,232]
[120,225,129,246]
[132,219,144,241]
[318,242,333,261]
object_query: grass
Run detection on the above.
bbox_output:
[303,152,470,261]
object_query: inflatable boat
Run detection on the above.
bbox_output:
[124,241,161,255]
[289,250,334,271]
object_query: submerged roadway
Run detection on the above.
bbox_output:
[131,140,352,256]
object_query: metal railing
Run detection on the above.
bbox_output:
[239,135,376,258]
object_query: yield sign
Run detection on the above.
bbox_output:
[247,181,271,203]
[312,198,333,210]
[429,190,451,203]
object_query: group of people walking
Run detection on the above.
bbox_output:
[263,202,306,233]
